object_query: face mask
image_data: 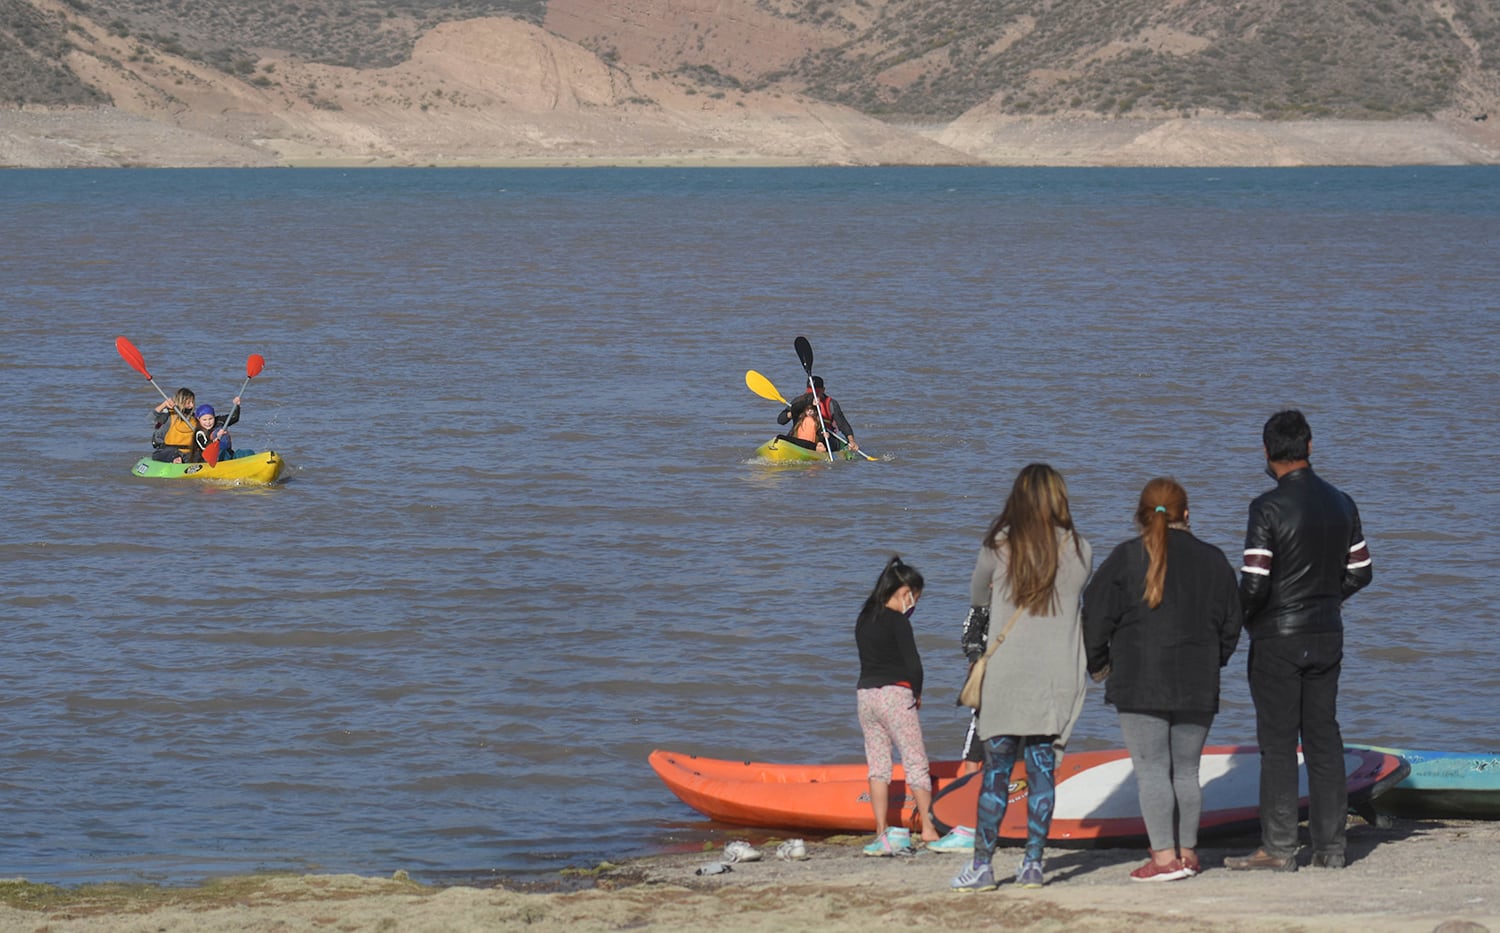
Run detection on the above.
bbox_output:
[902,593,916,617]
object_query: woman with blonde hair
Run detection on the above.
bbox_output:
[150,387,196,463]
[1082,478,1241,881]
[950,464,1092,892]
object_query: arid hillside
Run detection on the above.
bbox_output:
[3,0,1500,166]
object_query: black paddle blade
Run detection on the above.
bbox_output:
[794,335,814,375]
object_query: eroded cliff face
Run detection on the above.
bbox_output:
[240,17,975,165]
[4,0,1499,167]
[6,0,975,167]
[542,0,837,81]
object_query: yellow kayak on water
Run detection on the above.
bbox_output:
[753,437,857,462]
[130,450,285,485]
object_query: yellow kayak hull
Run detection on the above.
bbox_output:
[754,437,856,462]
[130,450,285,485]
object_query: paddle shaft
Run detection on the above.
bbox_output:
[203,354,264,466]
[794,336,834,461]
[792,337,871,457]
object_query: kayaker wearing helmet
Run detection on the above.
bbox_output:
[188,397,241,463]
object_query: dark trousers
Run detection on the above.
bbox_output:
[1247,631,1347,857]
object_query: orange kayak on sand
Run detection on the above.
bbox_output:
[649,746,1409,840]
[649,750,970,833]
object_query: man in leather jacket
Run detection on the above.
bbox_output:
[1226,410,1373,872]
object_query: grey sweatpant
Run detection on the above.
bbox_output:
[1117,710,1214,853]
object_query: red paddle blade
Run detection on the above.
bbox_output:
[202,438,221,466]
[115,336,151,380]
[246,353,265,379]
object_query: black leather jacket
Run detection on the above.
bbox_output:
[1239,466,1372,639]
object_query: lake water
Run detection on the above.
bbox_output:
[1,166,1496,885]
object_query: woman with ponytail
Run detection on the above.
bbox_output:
[1082,478,1242,882]
[854,555,941,855]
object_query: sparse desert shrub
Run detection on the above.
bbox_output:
[0,0,1480,124]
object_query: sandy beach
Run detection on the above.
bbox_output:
[2,816,1494,931]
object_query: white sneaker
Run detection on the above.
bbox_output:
[724,840,762,863]
[776,839,808,861]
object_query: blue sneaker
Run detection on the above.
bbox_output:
[926,826,975,853]
[950,862,997,891]
[862,827,912,857]
[1017,858,1045,888]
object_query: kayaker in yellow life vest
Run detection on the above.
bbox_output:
[150,387,197,463]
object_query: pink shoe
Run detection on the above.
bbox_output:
[1130,858,1191,882]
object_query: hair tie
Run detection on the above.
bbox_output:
[1154,506,1167,513]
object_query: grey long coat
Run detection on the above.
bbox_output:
[971,528,1093,748]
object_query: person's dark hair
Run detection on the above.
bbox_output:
[857,555,924,623]
[982,463,1082,615]
[789,395,816,419]
[1263,409,1312,462]
[812,376,825,391]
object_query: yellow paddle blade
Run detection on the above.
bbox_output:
[745,370,788,405]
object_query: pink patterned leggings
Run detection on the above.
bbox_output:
[856,685,932,792]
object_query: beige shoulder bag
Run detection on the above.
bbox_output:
[957,605,1024,710]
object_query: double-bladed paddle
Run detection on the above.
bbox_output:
[201,353,264,466]
[745,368,877,461]
[793,335,834,461]
[793,336,877,461]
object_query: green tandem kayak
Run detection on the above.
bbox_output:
[130,450,285,485]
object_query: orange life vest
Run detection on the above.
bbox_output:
[791,408,824,445]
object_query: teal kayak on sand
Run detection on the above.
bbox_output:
[1348,745,1500,819]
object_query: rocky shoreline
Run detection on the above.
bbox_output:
[2,817,1495,931]
[4,106,1499,170]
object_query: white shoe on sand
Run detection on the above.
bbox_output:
[776,839,808,861]
[724,840,763,862]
